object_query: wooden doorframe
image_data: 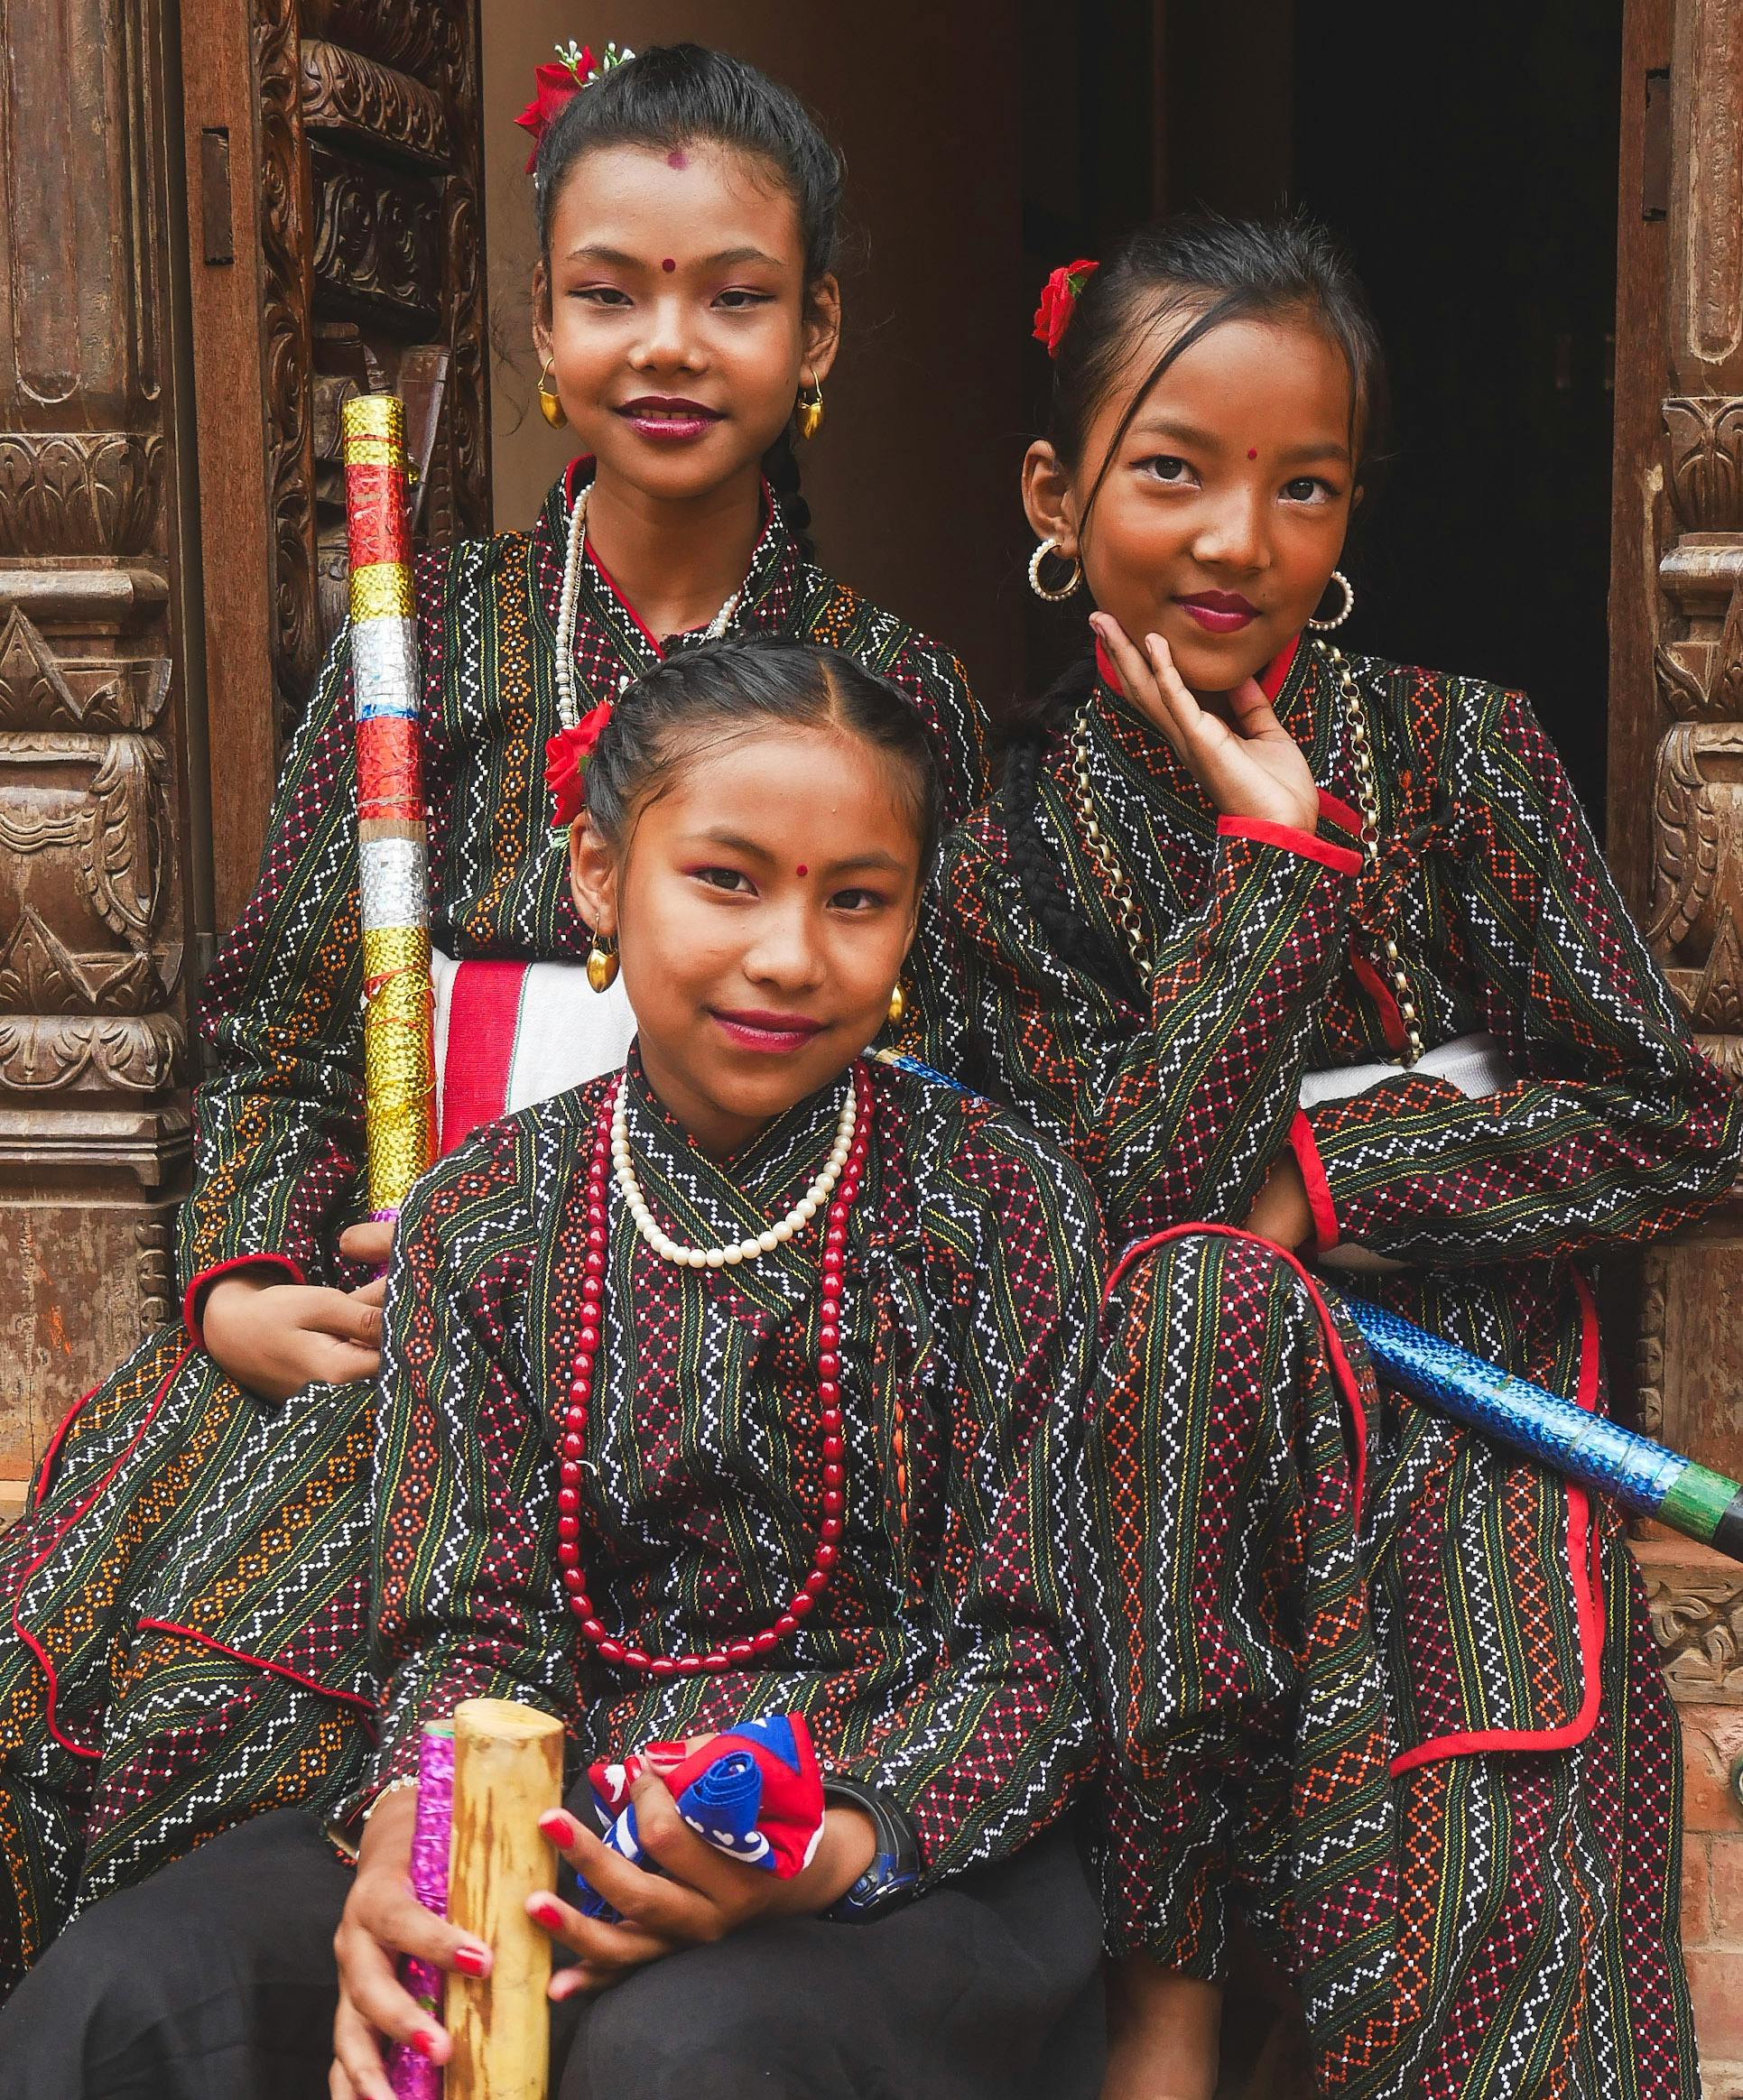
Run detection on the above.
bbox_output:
[1609,0,1743,2076]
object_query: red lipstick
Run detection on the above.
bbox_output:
[617,394,722,442]
[710,1008,826,1054]
[1175,590,1259,634]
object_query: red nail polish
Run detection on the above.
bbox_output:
[538,1809,576,1846]
[452,1945,487,1977]
[530,1894,564,1928]
[411,2028,440,2060]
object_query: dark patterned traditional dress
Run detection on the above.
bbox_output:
[0,467,986,1991]
[911,635,1743,2099]
[367,1056,1098,1869]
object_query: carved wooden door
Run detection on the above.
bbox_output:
[0,0,489,1512]
[183,0,491,926]
[1609,0,1743,2072]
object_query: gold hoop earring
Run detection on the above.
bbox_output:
[538,356,568,430]
[797,369,824,441]
[1028,539,1081,603]
[885,979,909,1031]
[586,934,619,994]
[1307,569,1355,630]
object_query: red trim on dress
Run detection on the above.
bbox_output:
[1349,952,1409,1053]
[1316,788,1364,839]
[439,959,529,1155]
[11,1344,198,1759]
[1388,1272,1606,1772]
[1258,634,1300,700]
[1287,1113,1340,1254]
[1103,1227,1608,1775]
[573,474,777,659]
[182,1254,307,1349]
[32,1383,101,1512]
[1102,1223,1369,1519]
[133,1619,375,1715]
[1217,814,1361,877]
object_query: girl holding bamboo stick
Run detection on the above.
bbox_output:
[6,639,1104,2100]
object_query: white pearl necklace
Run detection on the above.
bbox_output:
[611,1079,858,1268]
[553,482,746,732]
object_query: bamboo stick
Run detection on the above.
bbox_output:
[444,1699,565,2099]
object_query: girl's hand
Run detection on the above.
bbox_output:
[1092,615,1320,834]
[330,1790,494,2100]
[529,1775,877,1999]
[202,1268,386,1404]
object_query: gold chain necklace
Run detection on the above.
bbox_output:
[1321,642,1423,1066]
[1070,704,1154,987]
[1068,641,1424,1064]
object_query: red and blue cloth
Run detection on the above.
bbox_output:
[576,1712,826,1919]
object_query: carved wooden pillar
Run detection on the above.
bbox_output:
[1626,0,1743,1573]
[183,0,490,930]
[0,0,491,1498]
[1611,0,1743,2075]
[0,0,199,1509]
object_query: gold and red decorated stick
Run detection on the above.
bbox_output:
[341,393,435,1218]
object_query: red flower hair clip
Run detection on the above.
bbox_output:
[515,39,635,173]
[1032,258,1099,358]
[546,701,616,827]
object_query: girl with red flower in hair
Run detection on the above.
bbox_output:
[0,41,985,2002]
[910,211,1741,2100]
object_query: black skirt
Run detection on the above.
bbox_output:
[0,1806,1105,2100]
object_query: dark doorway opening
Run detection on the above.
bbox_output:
[1024,0,1621,825]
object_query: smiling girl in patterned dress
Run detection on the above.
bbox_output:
[0,43,984,1993]
[0,637,1101,2100]
[913,214,1743,2099]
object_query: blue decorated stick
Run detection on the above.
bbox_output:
[1342,1294,1743,1561]
[871,1050,1743,1560]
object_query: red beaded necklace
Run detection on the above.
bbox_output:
[556,1062,872,1678]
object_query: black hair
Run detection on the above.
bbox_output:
[533,43,844,555]
[1015,210,1389,735]
[1050,209,1388,528]
[584,634,943,880]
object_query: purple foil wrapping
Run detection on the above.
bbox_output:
[385,1721,455,2099]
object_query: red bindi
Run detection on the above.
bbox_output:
[662,258,676,273]
[1247,448,1258,460]
[666,148,688,170]
[795,865,809,877]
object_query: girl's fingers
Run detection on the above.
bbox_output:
[310,1292,385,1350]
[338,1219,395,1266]
[540,1815,717,1939]
[331,1993,401,2100]
[525,1885,679,1968]
[1224,677,1291,743]
[620,1774,756,1906]
[351,1878,491,1978]
[335,1914,465,2056]
[349,1276,388,1309]
[1088,614,1162,708]
[549,1963,606,2003]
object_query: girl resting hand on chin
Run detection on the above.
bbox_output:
[908,215,1742,2100]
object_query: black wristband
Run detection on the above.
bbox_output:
[820,1776,922,1921]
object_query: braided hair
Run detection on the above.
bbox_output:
[533,43,842,557]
